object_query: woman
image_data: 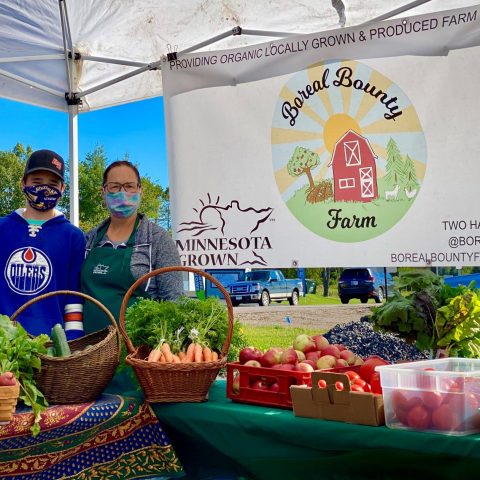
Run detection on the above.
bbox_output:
[80,160,183,334]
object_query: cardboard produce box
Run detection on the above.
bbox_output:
[290,371,385,426]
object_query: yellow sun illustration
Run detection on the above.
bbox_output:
[323,113,361,153]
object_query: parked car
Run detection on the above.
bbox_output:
[337,267,394,304]
[228,269,303,307]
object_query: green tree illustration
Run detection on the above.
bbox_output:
[287,146,320,190]
[403,154,419,193]
[384,138,405,189]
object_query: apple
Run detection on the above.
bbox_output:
[239,346,263,364]
[332,343,347,352]
[311,334,329,350]
[259,348,283,368]
[305,351,322,363]
[272,363,296,371]
[244,360,262,368]
[252,379,269,390]
[339,350,356,365]
[292,334,317,354]
[316,355,337,370]
[335,359,349,368]
[353,356,364,366]
[320,345,341,359]
[301,360,317,369]
[295,350,306,362]
[295,362,314,373]
[281,347,298,365]
[232,374,240,394]
[269,382,280,392]
[0,372,16,387]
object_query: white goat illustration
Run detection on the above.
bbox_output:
[385,184,399,201]
[404,187,417,199]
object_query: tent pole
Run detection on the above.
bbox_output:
[68,105,79,226]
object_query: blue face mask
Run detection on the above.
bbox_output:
[23,184,62,211]
[104,191,141,218]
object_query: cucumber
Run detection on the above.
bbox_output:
[51,324,71,357]
[46,346,56,357]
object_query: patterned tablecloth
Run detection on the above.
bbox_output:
[0,394,183,480]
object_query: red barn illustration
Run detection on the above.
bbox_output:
[328,129,378,203]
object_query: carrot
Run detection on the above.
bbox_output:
[148,347,162,362]
[203,346,212,362]
[194,343,203,362]
[172,354,181,363]
[185,343,195,362]
[178,351,187,362]
[159,353,167,363]
[161,342,174,362]
[211,350,219,361]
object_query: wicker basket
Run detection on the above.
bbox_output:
[118,266,234,403]
[0,381,20,423]
[11,291,121,404]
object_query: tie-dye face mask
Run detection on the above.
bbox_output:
[103,191,140,218]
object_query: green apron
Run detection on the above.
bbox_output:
[81,215,146,334]
[80,215,147,395]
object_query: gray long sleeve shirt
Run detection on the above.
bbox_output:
[85,214,183,300]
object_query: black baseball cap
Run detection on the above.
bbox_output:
[24,149,65,182]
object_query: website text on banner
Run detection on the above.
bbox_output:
[163,5,480,269]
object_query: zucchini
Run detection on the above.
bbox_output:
[51,324,71,357]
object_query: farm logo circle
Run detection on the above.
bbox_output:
[271,59,427,242]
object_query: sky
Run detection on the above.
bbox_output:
[0,96,170,188]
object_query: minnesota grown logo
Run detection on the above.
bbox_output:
[176,193,274,266]
[272,59,427,242]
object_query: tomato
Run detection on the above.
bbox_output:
[369,372,383,394]
[431,403,462,431]
[344,370,360,381]
[269,382,280,392]
[407,405,431,430]
[351,378,371,392]
[317,379,327,389]
[358,356,389,383]
[350,384,364,393]
[251,380,269,390]
[421,391,444,410]
[335,381,345,391]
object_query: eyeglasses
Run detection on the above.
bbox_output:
[104,182,140,193]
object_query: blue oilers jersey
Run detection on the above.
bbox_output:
[0,210,85,336]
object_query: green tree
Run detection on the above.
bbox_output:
[0,144,32,216]
[287,146,319,190]
[158,187,171,232]
[79,145,109,232]
[403,154,419,193]
[384,138,405,189]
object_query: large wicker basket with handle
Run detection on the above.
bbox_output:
[118,266,234,403]
[11,291,121,404]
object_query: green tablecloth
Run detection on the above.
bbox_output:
[152,380,480,480]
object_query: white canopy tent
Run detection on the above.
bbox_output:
[0,0,476,224]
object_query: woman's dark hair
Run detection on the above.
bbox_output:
[103,160,141,186]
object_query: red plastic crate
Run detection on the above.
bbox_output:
[226,362,313,409]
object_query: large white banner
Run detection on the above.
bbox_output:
[163,5,480,268]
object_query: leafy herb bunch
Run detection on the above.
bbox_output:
[0,315,49,436]
[125,296,247,362]
[370,270,480,356]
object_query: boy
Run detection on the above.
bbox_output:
[0,149,85,339]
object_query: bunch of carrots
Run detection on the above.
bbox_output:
[147,341,219,363]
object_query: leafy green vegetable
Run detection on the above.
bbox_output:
[0,315,49,436]
[371,269,480,357]
[125,296,247,362]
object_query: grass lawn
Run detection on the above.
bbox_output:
[241,324,324,351]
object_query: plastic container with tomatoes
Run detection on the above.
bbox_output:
[377,358,480,436]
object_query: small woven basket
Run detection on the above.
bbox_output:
[11,291,121,404]
[118,266,234,403]
[0,381,20,423]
